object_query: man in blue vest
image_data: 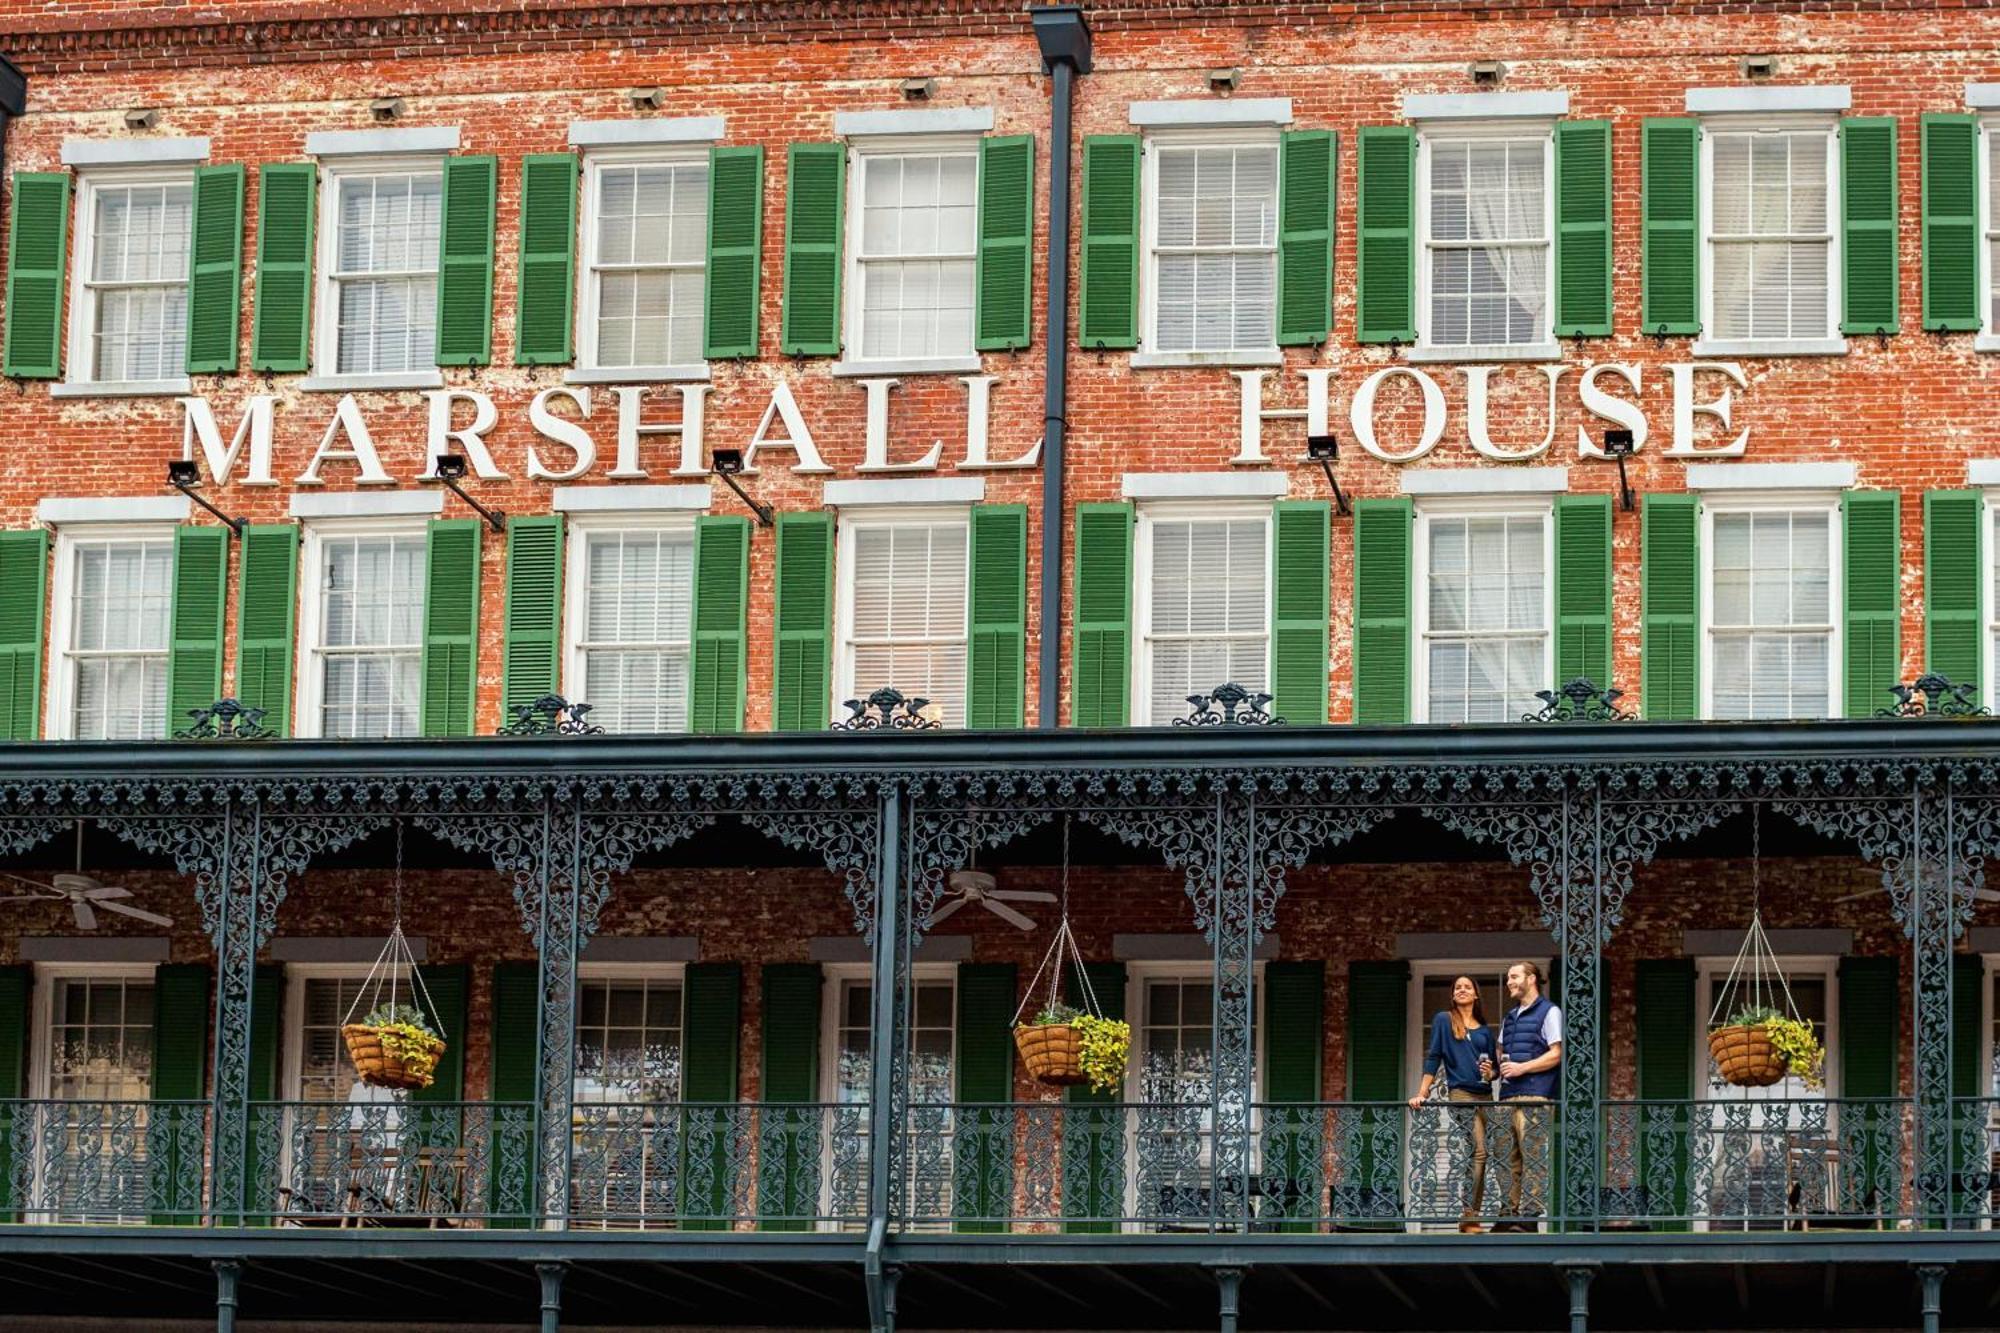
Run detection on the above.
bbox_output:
[1494,960,1562,1231]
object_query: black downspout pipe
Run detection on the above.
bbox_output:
[0,55,26,196]
[1030,6,1090,729]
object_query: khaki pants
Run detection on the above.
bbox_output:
[1447,1088,1492,1216]
[1503,1096,1551,1218]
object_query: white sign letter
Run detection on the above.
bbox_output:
[179,396,276,486]
[527,386,597,482]
[957,375,1041,470]
[1350,366,1445,463]
[421,389,507,480]
[742,381,832,474]
[295,395,393,486]
[856,378,944,473]
[1233,369,1334,464]
[1667,361,1749,458]
[611,384,710,479]
[1464,364,1568,462]
[1576,363,1648,457]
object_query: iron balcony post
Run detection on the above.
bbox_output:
[865,780,904,1330]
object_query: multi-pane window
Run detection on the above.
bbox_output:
[1704,969,1829,1098]
[77,178,192,382]
[44,974,153,1101]
[329,168,442,375]
[1708,508,1834,720]
[1421,513,1549,723]
[314,532,425,739]
[843,519,968,726]
[1137,977,1214,1104]
[1150,143,1278,353]
[1988,128,2000,335]
[1707,128,1834,343]
[588,160,708,368]
[1423,137,1549,348]
[832,977,954,1105]
[854,151,978,360]
[295,975,371,1103]
[63,538,172,741]
[576,529,694,734]
[1991,507,2000,707]
[1142,514,1269,726]
[574,977,683,1104]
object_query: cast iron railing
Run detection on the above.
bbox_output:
[0,1099,208,1225]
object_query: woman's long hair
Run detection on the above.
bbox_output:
[1447,976,1490,1041]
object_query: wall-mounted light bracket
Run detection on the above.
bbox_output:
[1602,429,1637,513]
[1305,434,1350,517]
[431,453,507,532]
[165,461,245,538]
[710,448,774,527]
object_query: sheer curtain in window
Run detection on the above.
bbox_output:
[1424,515,1547,722]
[69,540,172,740]
[1146,517,1268,724]
[1428,139,1547,347]
[1152,144,1277,353]
[857,154,978,360]
[1709,131,1830,341]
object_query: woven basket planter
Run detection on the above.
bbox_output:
[1015,1022,1089,1087]
[343,1023,446,1091]
[1709,1024,1790,1088]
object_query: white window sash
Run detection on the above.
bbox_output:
[577,149,712,373]
[562,516,699,733]
[32,965,157,1102]
[573,964,688,1106]
[832,507,971,725]
[312,159,444,379]
[1694,956,1840,1103]
[293,519,427,741]
[1414,129,1555,353]
[1697,495,1843,720]
[1130,501,1273,726]
[1698,123,1840,345]
[1981,120,2000,340]
[64,169,194,387]
[1140,131,1281,357]
[44,525,175,742]
[842,140,982,365]
[1411,502,1553,724]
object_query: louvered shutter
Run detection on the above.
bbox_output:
[1843,491,1901,718]
[500,515,563,717]
[758,962,822,1229]
[1641,494,1700,720]
[1346,960,1408,1220]
[148,964,210,1224]
[434,155,496,367]
[1071,503,1132,727]
[250,163,317,373]
[967,504,1027,729]
[954,962,1017,1230]
[683,962,742,1227]
[1356,127,1415,345]
[1641,119,1701,336]
[1840,118,1899,335]
[184,163,245,374]
[1263,960,1324,1229]
[1351,498,1411,725]
[514,153,578,366]
[237,963,283,1225]
[0,966,29,1221]
[690,515,748,733]
[0,530,48,741]
[1950,954,1986,1219]
[419,518,483,738]
[1555,120,1613,338]
[1062,961,1125,1233]
[705,146,765,359]
[410,963,468,1104]
[1555,495,1613,690]
[488,961,540,1226]
[1078,136,1140,350]
[780,144,844,356]
[1633,959,1694,1222]
[2,172,70,379]
[1924,490,1982,685]
[772,511,833,731]
[1921,115,1980,332]
[165,526,229,737]
[1270,501,1329,725]
[1838,953,1899,1211]
[1277,130,1335,346]
[975,135,1035,351]
[235,525,298,737]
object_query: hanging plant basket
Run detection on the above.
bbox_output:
[1707,1023,1790,1088]
[1014,1017,1090,1087]
[343,1018,447,1091]
[340,880,446,1091]
[1009,818,1132,1095]
[1705,818,1829,1093]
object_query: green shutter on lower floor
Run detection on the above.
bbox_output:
[1078,136,1140,350]
[1555,494,1613,690]
[1841,118,1899,335]
[0,965,29,1220]
[1951,954,1986,1219]
[1634,959,1694,1222]
[3,172,71,379]
[1271,500,1329,725]
[1843,491,1901,717]
[1839,955,1899,1101]
[1641,119,1701,336]
[410,964,468,1105]
[236,963,283,1224]
[690,515,749,733]
[706,146,766,359]
[0,530,48,742]
[682,962,743,1227]
[1265,958,1327,1227]
[955,963,1018,1230]
[967,504,1027,729]
[1925,489,1982,685]
[514,153,578,366]
[1071,503,1132,727]
[975,135,1035,351]
[250,163,316,373]
[1554,120,1613,338]
[235,525,297,737]
[435,155,497,366]
[1346,960,1409,1221]
[489,961,540,1226]
[500,515,564,718]
[1351,498,1411,725]
[166,526,229,738]
[1277,129,1335,346]
[1355,127,1415,345]
[420,519,483,737]
[1951,954,1983,1100]
[772,512,833,731]
[148,964,209,1224]
[1921,114,1980,332]
[1641,494,1699,721]
[185,163,246,374]
[780,144,844,356]
[1062,961,1125,1233]
[758,963,822,1229]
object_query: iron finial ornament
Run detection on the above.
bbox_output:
[1175,683,1283,727]
[174,698,270,740]
[497,695,604,736]
[1879,674,1990,718]
[831,687,940,731]
[1524,679,1631,722]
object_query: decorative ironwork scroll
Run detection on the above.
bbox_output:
[1175,684,1282,727]
[1879,675,1989,718]
[832,688,940,731]
[496,695,604,736]
[173,699,271,740]
[1523,679,1630,723]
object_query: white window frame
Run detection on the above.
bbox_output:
[573,961,688,1105]
[1977,118,2000,353]
[62,167,196,395]
[1401,959,1527,1100]
[1695,116,1846,358]
[837,134,984,376]
[1135,127,1284,369]
[1988,494,2000,711]
[310,155,446,390]
[31,963,158,1102]
[561,513,699,735]
[1984,953,1999,1101]
[281,962,382,1103]
[293,517,427,741]
[1698,491,1843,721]
[1122,961,1270,1103]
[1130,500,1274,727]
[575,146,712,379]
[831,505,972,727]
[1695,954,1840,1102]
[1411,498,1555,724]
[1412,122,1559,363]
[818,962,959,1105]
[44,522,176,742]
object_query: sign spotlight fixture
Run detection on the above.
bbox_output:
[1602,428,1637,512]
[165,460,246,538]
[430,453,507,532]
[1305,434,1350,517]
[710,448,773,527]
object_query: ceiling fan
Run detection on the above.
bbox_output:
[926,870,1056,931]
[0,822,174,931]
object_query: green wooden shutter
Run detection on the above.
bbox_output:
[967,504,1028,729]
[513,153,578,366]
[2,172,70,379]
[1641,119,1701,336]
[682,962,743,1227]
[1839,955,1899,1100]
[434,154,497,366]
[1633,958,1694,1222]
[237,963,283,1224]
[410,963,468,1104]
[250,163,317,373]
[184,163,245,374]
[1840,118,1899,335]
[1351,498,1411,725]
[500,515,563,718]
[0,965,29,1220]
[1555,119,1613,338]
[705,145,765,359]
[1277,129,1336,346]
[166,526,229,738]
[1921,114,1980,332]
[1346,959,1409,1221]
[1078,136,1140,350]
[147,964,210,1224]
[1263,960,1324,1229]
[975,134,1035,351]
[1925,489,1982,684]
[772,511,833,731]
[1071,503,1132,727]
[1951,953,1986,1219]
[1062,960,1125,1233]
[488,961,540,1226]
[779,144,844,357]
[954,962,1017,1230]
[758,962,822,1228]
[0,530,48,741]
[420,519,483,738]
[1555,494,1613,690]
[1843,491,1901,718]
[690,515,749,733]
[1641,494,1699,720]
[1271,500,1329,725]
[1356,127,1415,345]
[235,525,298,737]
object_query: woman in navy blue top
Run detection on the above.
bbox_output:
[1406,976,1497,1231]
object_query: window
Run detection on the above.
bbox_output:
[1147,139,1278,354]
[40,971,153,1102]
[52,533,173,741]
[1416,509,1551,723]
[570,525,696,734]
[1419,134,1551,350]
[1405,963,1512,1094]
[1990,503,2000,709]
[850,147,978,361]
[1705,504,1837,720]
[574,974,684,1104]
[291,973,372,1103]
[828,972,955,1106]
[303,527,426,739]
[69,173,193,384]
[582,156,708,369]
[1700,961,1832,1102]
[1705,125,1836,344]
[1136,975,1216,1105]
[1988,124,2000,337]
[321,164,442,375]
[1136,508,1270,726]
[837,514,968,727]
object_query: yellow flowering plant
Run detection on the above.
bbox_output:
[1727,1006,1825,1091]
[1027,1003,1131,1094]
[364,1003,443,1088]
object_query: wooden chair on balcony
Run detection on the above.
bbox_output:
[278,1142,469,1229]
[1783,1137,1881,1232]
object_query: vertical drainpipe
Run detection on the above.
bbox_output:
[1030,5,1091,729]
[0,55,25,209]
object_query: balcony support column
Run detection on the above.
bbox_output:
[1915,1262,1947,1333]
[1213,1265,1244,1333]
[213,1258,243,1333]
[1560,1261,1597,1333]
[865,782,905,1331]
[536,1261,567,1333]
[1558,784,1604,1229]
[1210,786,1258,1230]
